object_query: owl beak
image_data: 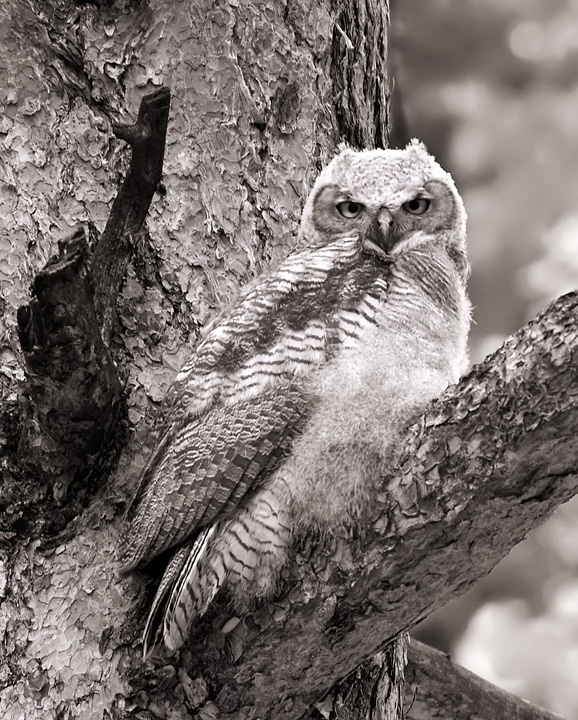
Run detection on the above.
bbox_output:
[363,207,394,257]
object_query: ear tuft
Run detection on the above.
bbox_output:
[406,138,429,155]
[334,142,356,161]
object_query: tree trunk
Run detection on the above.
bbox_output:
[0,0,395,717]
[0,1,576,719]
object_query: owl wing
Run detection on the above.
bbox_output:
[118,382,310,571]
[119,237,390,574]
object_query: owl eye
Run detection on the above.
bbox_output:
[402,198,431,215]
[336,200,364,219]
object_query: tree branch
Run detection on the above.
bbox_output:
[91,85,171,344]
[405,639,564,720]
[300,637,563,720]
[129,291,578,719]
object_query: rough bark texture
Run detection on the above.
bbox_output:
[330,0,390,148]
[405,639,564,720]
[313,635,407,720]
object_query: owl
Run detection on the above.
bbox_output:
[118,140,471,655]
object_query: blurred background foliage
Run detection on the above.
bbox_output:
[390,0,578,716]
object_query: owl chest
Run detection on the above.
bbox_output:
[374,250,470,378]
[216,274,391,399]
[178,260,391,411]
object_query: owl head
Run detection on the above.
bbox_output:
[298,140,468,276]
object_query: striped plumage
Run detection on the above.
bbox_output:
[119,140,470,655]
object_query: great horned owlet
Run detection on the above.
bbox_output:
[119,140,471,655]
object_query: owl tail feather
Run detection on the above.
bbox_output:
[162,524,221,653]
[141,526,216,658]
[162,486,290,654]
